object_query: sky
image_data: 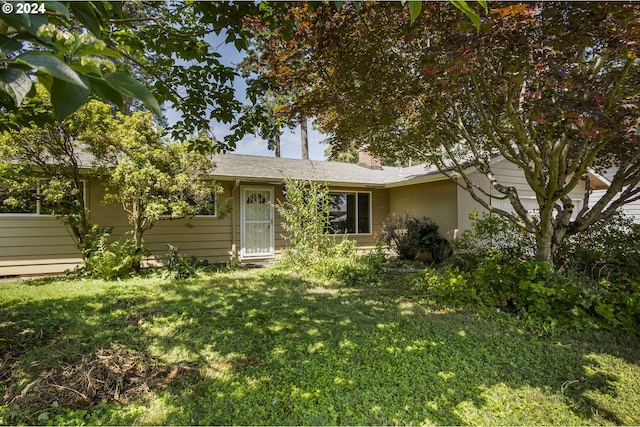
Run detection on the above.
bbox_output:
[165,32,328,161]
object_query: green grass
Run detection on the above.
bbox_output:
[1,268,640,425]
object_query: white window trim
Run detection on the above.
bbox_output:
[0,179,87,217]
[325,191,373,236]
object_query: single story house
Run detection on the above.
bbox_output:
[0,150,618,276]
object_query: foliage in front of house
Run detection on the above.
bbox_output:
[410,211,640,336]
[381,214,441,260]
[76,229,149,280]
[275,176,385,286]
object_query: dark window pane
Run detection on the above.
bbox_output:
[0,186,37,213]
[195,188,217,216]
[357,193,370,233]
[40,180,86,215]
[328,193,355,234]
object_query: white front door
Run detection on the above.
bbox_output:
[241,186,274,259]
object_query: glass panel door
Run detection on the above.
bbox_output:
[241,187,274,258]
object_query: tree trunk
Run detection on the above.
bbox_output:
[301,117,309,160]
[275,133,281,158]
[535,236,553,264]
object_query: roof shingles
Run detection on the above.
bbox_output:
[210,153,443,187]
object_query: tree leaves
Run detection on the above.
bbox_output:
[17,52,89,89]
[0,1,164,123]
[400,0,487,28]
[50,78,90,121]
[105,72,162,118]
[0,69,32,106]
[450,0,483,30]
[407,1,423,25]
[68,2,102,37]
[0,35,23,55]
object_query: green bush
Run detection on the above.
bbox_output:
[277,239,386,287]
[163,244,198,279]
[558,211,640,282]
[313,240,386,286]
[275,176,386,286]
[410,266,476,305]
[415,254,640,335]
[275,175,331,258]
[80,231,148,280]
[80,224,114,259]
[381,214,441,260]
[450,210,534,269]
[418,209,640,335]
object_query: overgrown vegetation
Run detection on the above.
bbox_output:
[274,176,385,286]
[558,212,640,283]
[78,231,148,280]
[410,211,640,336]
[1,269,639,425]
[381,214,442,260]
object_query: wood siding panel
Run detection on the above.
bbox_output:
[0,215,79,275]
[0,180,238,275]
[456,161,587,234]
[590,190,640,224]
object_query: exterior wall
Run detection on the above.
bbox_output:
[234,183,391,261]
[590,189,640,224]
[90,180,237,266]
[0,177,103,276]
[456,160,588,234]
[0,217,81,276]
[0,179,392,276]
[457,170,490,234]
[589,169,640,224]
[389,180,459,240]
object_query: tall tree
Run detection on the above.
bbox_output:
[257,2,640,265]
[0,98,115,255]
[241,3,317,158]
[83,111,218,252]
[300,117,309,160]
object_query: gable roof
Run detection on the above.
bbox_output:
[209,153,447,187]
[36,147,612,191]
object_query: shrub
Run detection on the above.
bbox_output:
[424,210,640,335]
[558,211,640,282]
[312,240,386,286]
[80,224,114,259]
[409,266,476,305]
[275,177,385,286]
[275,175,331,259]
[422,251,640,335]
[450,210,534,269]
[163,244,198,279]
[81,231,148,280]
[381,214,441,260]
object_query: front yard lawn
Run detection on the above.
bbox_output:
[1,268,639,425]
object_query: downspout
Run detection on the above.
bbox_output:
[232,179,240,260]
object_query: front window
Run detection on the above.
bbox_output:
[327,192,371,234]
[0,180,85,215]
[160,182,218,218]
[194,186,217,216]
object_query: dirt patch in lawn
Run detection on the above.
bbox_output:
[7,347,197,411]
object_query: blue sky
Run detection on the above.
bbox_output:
[166,33,328,161]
